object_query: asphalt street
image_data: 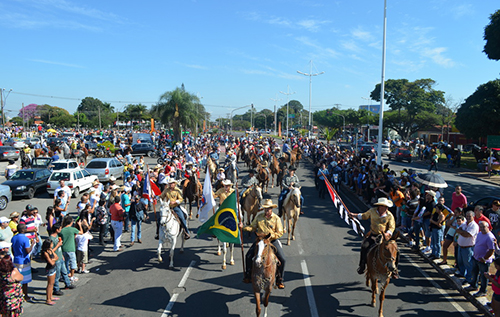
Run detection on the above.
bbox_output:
[0,153,490,316]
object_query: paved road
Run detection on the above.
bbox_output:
[0,149,485,316]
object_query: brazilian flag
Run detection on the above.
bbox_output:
[197,192,240,244]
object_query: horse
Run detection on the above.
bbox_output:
[269,155,280,189]
[289,147,303,168]
[217,239,234,270]
[206,157,217,182]
[251,233,278,317]
[224,160,238,185]
[182,173,202,220]
[256,161,269,193]
[282,187,301,245]
[71,148,88,165]
[34,148,45,158]
[365,231,400,317]
[20,151,31,169]
[472,147,490,163]
[277,166,287,192]
[241,185,263,225]
[157,199,185,268]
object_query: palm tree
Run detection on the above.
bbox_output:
[152,86,200,141]
[322,127,338,144]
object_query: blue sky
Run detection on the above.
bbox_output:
[1,0,499,121]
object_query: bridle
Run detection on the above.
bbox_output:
[373,240,397,271]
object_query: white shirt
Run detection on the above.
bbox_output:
[457,220,479,247]
[76,232,93,251]
[54,185,72,200]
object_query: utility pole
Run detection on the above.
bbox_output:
[230,104,252,134]
[98,105,102,130]
[77,111,80,130]
[250,104,254,131]
[0,88,12,129]
[297,60,324,138]
[22,103,25,130]
[280,85,295,137]
[270,95,281,136]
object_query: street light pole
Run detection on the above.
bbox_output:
[280,85,295,137]
[270,95,281,136]
[0,88,12,129]
[297,60,324,138]
[377,0,388,165]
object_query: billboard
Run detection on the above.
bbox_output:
[359,104,380,114]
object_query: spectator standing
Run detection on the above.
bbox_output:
[121,187,132,232]
[450,186,467,214]
[49,223,74,297]
[8,213,20,235]
[95,200,108,246]
[422,190,437,254]
[456,211,479,283]
[485,200,500,238]
[317,163,329,199]
[11,223,36,302]
[41,238,60,305]
[59,216,83,283]
[429,204,446,260]
[0,217,13,245]
[0,246,23,316]
[53,180,71,207]
[75,225,92,274]
[130,195,145,246]
[440,207,463,265]
[465,221,496,297]
[390,185,405,227]
[473,206,492,230]
[109,196,125,252]
[485,258,500,316]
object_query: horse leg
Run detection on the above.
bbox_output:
[287,215,292,246]
[271,173,274,188]
[229,243,235,265]
[378,279,389,317]
[254,291,261,317]
[371,278,377,307]
[180,232,185,253]
[263,289,271,317]
[169,236,177,269]
[222,242,227,270]
[291,215,297,241]
[158,238,163,263]
[217,239,222,256]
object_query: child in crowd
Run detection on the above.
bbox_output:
[41,238,61,305]
[485,258,500,316]
[75,225,92,274]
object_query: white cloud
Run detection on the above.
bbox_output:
[351,26,373,41]
[297,19,331,32]
[421,47,455,68]
[451,4,474,19]
[29,59,84,68]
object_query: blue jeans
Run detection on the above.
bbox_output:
[173,206,189,232]
[431,226,444,258]
[54,259,71,291]
[413,221,424,247]
[470,258,490,292]
[131,218,142,242]
[422,218,431,241]
[63,251,77,273]
[457,246,474,280]
[123,212,130,231]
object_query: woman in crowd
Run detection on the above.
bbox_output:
[0,247,24,316]
[53,198,67,221]
[440,207,463,265]
[41,238,60,305]
[429,204,446,260]
[45,206,57,234]
[8,213,19,235]
[485,258,500,316]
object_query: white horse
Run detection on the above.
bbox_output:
[157,199,185,268]
[217,240,234,270]
[282,187,301,246]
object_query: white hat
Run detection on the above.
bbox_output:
[168,178,177,184]
[0,217,9,224]
[0,241,11,249]
[124,186,132,192]
[222,179,232,186]
[425,190,436,197]
[109,176,116,182]
[373,197,394,208]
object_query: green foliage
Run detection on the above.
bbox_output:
[370,78,445,140]
[484,9,500,61]
[9,117,23,126]
[322,127,338,144]
[73,112,89,127]
[77,97,114,128]
[49,114,76,127]
[97,141,116,153]
[123,104,148,121]
[455,79,500,139]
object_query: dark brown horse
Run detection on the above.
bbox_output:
[365,231,399,317]
[269,155,280,189]
[251,233,278,317]
[182,173,202,220]
[256,161,269,193]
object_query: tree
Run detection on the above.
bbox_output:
[152,86,201,141]
[50,114,76,127]
[455,79,500,139]
[73,112,89,128]
[484,9,500,61]
[9,117,23,126]
[77,97,114,128]
[18,104,38,122]
[370,78,445,140]
[123,104,148,121]
[322,127,338,144]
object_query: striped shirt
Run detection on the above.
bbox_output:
[20,215,36,240]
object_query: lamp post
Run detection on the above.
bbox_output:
[377,0,388,165]
[280,85,295,137]
[297,60,324,138]
[270,95,281,135]
[0,88,12,129]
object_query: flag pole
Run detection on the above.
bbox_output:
[234,183,246,276]
[147,163,157,222]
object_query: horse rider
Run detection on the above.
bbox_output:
[225,150,238,174]
[278,167,303,217]
[240,169,259,206]
[282,141,291,159]
[213,179,234,205]
[348,197,399,278]
[215,167,225,189]
[240,199,286,289]
[182,162,195,189]
[209,147,219,168]
[159,179,190,240]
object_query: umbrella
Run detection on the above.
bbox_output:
[415,172,448,188]
[47,129,57,133]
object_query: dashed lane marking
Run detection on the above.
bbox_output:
[161,260,196,317]
[301,260,319,317]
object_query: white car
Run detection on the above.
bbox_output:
[47,168,98,198]
[51,159,80,171]
[378,144,391,156]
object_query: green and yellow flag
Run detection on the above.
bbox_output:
[197,192,240,244]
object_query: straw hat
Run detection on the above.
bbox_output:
[260,199,277,210]
[222,179,232,186]
[373,197,394,208]
[168,178,177,184]
[425,190,436,197]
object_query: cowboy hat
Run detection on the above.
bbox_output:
[425,190,436,197]
[248,169,256,174]
[155,164,163,169]
[92,180,99,186]
[168,178,177,184]
[289,166,297,171]
[109,176,116,182]
[373,197,393,208]
[222,179,233,186]
[260,199,278,210]
[219,167,224,171]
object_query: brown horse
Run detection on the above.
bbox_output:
[288,147,303,168]
[269,155,280,188]
[251,233,278,317]
[256,162,269,193]
[34,148,45,158]
[282,187,301,245]
[241,186,262,225]
[182,173,202,219]
[365,231,400,317]
[206,157,217,183]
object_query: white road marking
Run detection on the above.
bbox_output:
[161,260,196,317]
[295,231,304,255]
[301,260,319,317]
[403,254,469,317]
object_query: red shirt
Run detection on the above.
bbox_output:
[110,203,124,221]
[474,214,493,230]
[451,192,467,211]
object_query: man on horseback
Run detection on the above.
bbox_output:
[159,179,190,240]
[213,179,234,205]
[240,170,259,206]
[282,142,291,159]
[240,199,286,289]
[278,167,303,216]
[348,197,399,278]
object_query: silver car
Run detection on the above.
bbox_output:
[0,184,12,210]
[85,158,123,182]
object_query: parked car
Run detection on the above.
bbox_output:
[466,196,500,211]
[31,157,53,169]
[46,137,63,148]
[2,168,52,199]
[0,146,20,161]
[47,168,98,197]
[51,159,80,171]
[25,137,41,148]
[376,144,391,156]
[85,158,123,182]
[388,148,412,162]
[3,138,26,149]
[0,185,12,210]
[131,143,156,157]
[359,144,376,158]
[338,143,353,152]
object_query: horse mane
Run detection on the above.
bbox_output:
[283,187,300,207]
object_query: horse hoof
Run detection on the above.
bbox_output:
[292,236,295,240]
[169,265,174,269]
[158,258,163,263]
[222,264,226,270]
[217,251,221,256]
[371,302,376,307]
[230,260,235,265]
